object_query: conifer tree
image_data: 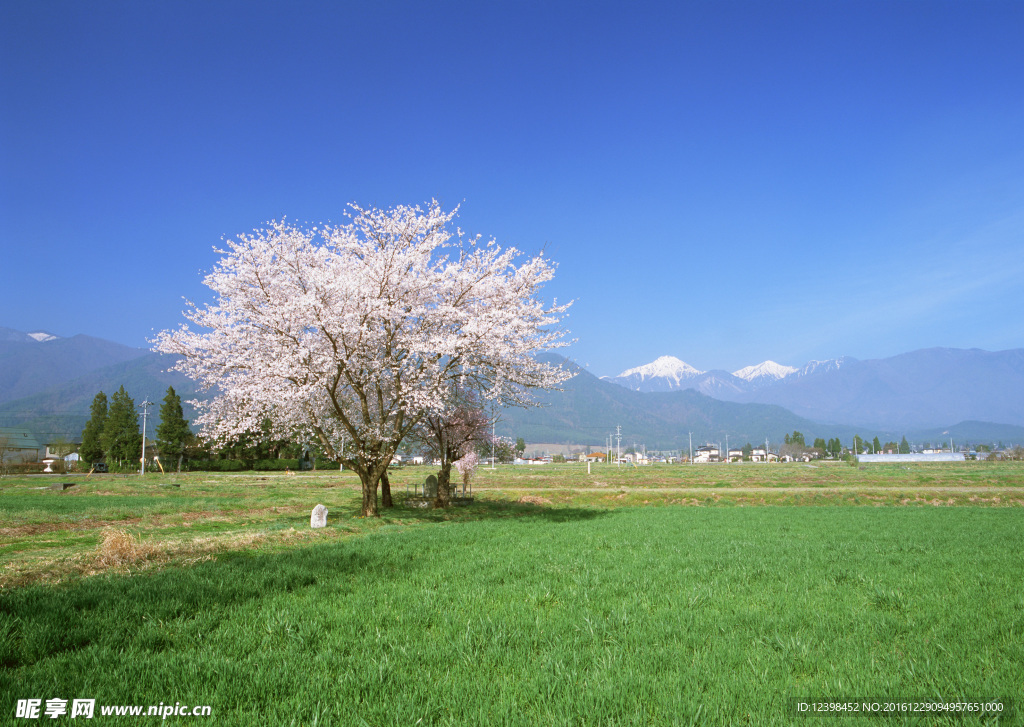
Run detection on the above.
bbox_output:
[80,392,108,464]
[899,436,910,454]
[156,386,192,472]
[102,386,141,467]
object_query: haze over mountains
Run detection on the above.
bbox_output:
[0,329,196,440]
[604,349,1024,430]
[0,329,151,405]
[1,328,1022,447]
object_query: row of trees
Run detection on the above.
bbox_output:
[725,431,912,461]
[797,432,911,459]
[80,386,192,471]
[154,201,571,514]
[77,381,528,491]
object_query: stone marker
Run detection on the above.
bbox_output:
[424,474,438,498]
[310,503,328,528]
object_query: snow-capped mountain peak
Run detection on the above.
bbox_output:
[27,331,60,342]
[732,360,798,382]
[616,355,703,383]
[798,357,850,376]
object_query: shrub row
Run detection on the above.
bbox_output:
[182,458,305,472]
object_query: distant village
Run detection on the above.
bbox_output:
[2,423,1021,475]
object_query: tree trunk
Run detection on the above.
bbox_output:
[176,453,183,473]
[358,468,380,517]
[434,461,452,508]
[381,469,393,508]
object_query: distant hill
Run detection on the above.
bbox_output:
[496,357,861,450]
[738,348,1024,429]
[0,327,61,343]
[0,330,148,404]
[605,348,1024,431]
[906,420,1024,446]
[4,329,1019,449]
[0,353,200,442]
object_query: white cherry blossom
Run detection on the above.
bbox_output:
[154,201,572,515]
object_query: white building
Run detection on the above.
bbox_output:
[694,445,720,463]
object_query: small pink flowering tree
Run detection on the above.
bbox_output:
[415,399,490,507]
[154,201,571,516]
[454,451,479,491]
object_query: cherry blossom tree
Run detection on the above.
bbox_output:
[154,201,571,516]
[454,451,479,492]
[414,399,492,508]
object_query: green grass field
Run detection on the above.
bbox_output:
[2,463,1023,724]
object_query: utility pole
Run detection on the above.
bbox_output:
[689,431,693,465]
[726,434,729,464]
[139,400,153,476]
[616,425,621,467]
[491,418,496,469]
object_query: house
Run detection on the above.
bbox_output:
[0,427,44,463]
[693,445,720,463]
[727,448,743,462]
[45,439,81,462]
[583,452,607,462]
[749,448,779,463]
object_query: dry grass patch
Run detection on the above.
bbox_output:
[96,528,159,568]
[2,524,354,589]
[92,529,274,573]
[517,495,552,506]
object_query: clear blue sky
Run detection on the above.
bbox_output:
[3,0,1022,377]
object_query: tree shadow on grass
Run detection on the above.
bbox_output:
[366,493,614,525]
[1,497,612,670]
[0,543,389,670]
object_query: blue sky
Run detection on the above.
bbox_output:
[2,0,1022,377]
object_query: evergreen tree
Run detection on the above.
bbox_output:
[156,386,192,472]
[872,436,882,454]
[102,386,141,467]
[899,436,910,454]
[80,392,108,464]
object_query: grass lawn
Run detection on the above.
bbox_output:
[2,463,1023,724]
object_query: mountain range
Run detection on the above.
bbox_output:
[1,327,1022,447]
[604,349,1024,430]
[605,355,850,396]
[495,357,857,449]
[0,330,198,441]
[0,329,149,405]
